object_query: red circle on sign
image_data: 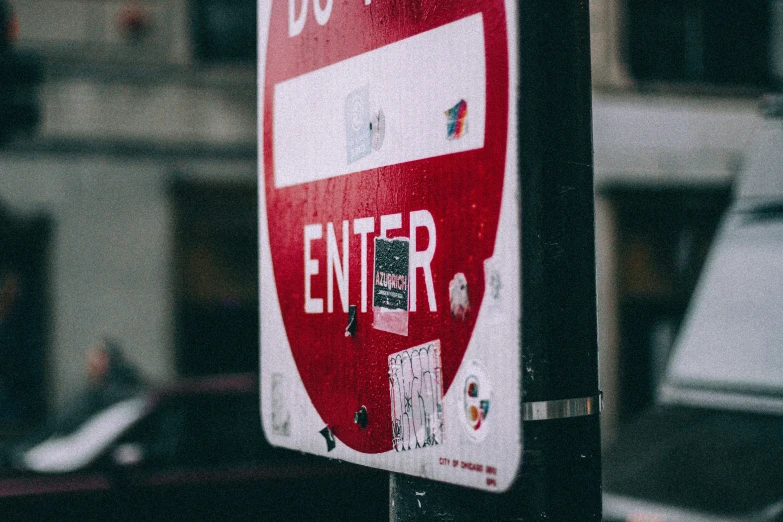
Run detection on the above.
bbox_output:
[263,0,508,453]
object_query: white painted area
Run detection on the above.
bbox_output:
[409,210,437,313]
[353,217,375,313]
[592,93,761,186]
[272,14,486,188]
[326,220,349,313]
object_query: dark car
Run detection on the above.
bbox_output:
[603,99,783,522]
[0,373,388,522]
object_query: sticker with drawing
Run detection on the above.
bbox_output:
[388,340,444,451]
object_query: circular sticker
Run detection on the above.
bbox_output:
[460,360,493,442]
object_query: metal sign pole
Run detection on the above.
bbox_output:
[389,0,601,518]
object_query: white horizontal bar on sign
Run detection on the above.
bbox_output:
[272,13,486,189]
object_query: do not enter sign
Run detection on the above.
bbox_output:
[260,0,520,491]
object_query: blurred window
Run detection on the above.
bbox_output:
[606,185,731,419]
[170,178,258,377]
[0,206,51,434]
[191,0,257,63]
[626,0,772,88]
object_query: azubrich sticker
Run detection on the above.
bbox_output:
[373,236,409,335]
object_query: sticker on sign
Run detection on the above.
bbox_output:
[259,0,520,491]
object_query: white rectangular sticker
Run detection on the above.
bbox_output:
[388,340,444,451]
[272,13,486,188]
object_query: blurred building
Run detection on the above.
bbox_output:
[0,0,778,441]
[590,0,781,440]
[0,0,257,425]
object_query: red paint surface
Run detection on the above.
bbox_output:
[263,0,508,453]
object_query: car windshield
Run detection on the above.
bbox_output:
[666,207,783,397]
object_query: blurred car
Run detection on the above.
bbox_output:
[603,99,783,522]
[0,373,388,522]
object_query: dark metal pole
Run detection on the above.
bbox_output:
[390,0,601,519]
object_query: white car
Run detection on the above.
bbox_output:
[603,98,783,522]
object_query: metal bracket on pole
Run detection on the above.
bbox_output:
[523,394,603,421]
